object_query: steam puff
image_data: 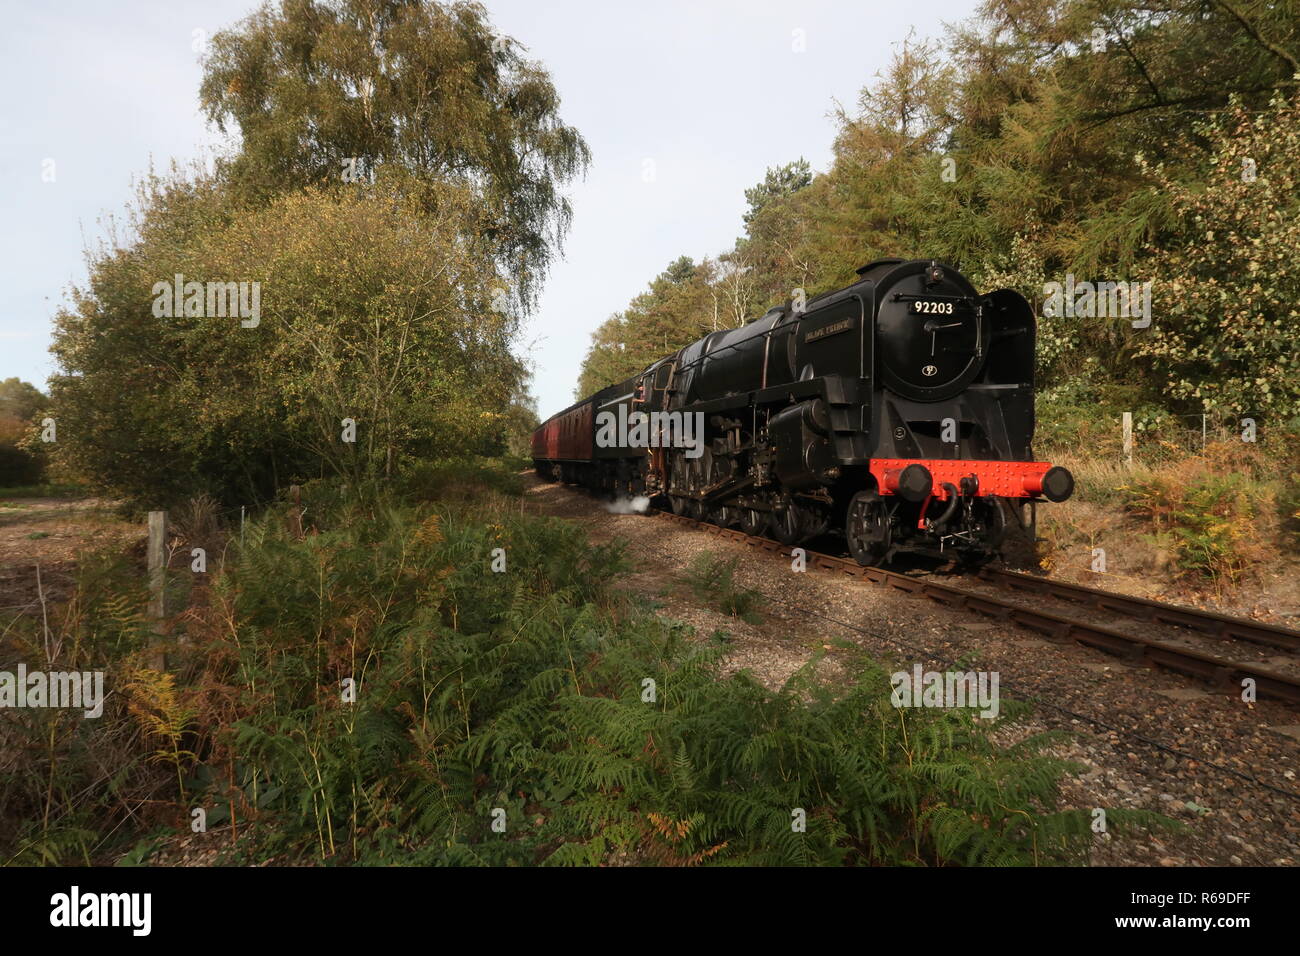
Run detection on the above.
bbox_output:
[605,495,650,515]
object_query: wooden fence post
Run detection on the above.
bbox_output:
[147,510,168,670]
[1122,412,1133,469]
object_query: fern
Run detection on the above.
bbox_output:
[2,482,1179,866]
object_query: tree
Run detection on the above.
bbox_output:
[588,0,1300,414]
[199,0,590,308]
[0,378,47,422]
[742,159,813,227]
[48,0,587,504]
[659,255,697,285]
[1134,93,1300,419]
[575,257,720,397]
[50,174,523,505]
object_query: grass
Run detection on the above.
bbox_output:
[1037,435,1297,583]
[0,483,85,500]
[397,456,528,504]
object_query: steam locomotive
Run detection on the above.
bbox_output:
[532,258,1073,566]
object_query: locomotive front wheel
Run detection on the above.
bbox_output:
[846,490,891,566]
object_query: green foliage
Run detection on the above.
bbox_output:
[396,457,527,504]
[578,2,1300,420]
[220,492,1157,865]
[743,159,813,227]
[1122,462,1270,584]
[683,552,764,625]
[46,0,581,507]
[1034,382,1184,463]
[3,489,1173,866]
[199,0,590,308]
[0,378,47,421]
[1134,93,1300,418]
[576,255,750,399]
[49,176,526,507]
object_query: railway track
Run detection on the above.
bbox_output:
[975,567,1300,652]
[651,509,1300,705]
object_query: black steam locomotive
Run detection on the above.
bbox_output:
[532,258,1073,565]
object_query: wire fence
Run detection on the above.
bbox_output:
[1041,410,1272,465]
[1158,413,1260,455]
[1,491,299,619]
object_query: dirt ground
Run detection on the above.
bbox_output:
[1037,498,1300,630]
[0,497,141,616]
[520,475,1300,867]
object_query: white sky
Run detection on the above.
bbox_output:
[0,0,982,421]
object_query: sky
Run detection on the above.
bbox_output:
[0,0,983,421]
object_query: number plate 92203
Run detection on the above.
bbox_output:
[912,300,954,315]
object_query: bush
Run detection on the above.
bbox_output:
[48,176,526,509]
[1135,94,1300,421]
[1122,454,1273,585]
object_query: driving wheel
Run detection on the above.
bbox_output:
[846,490,891,566]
